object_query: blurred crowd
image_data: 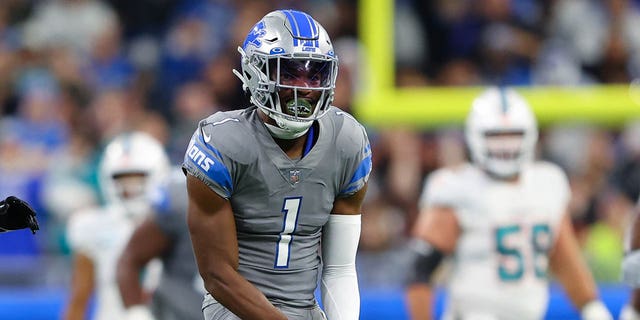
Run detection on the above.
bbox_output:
[362,0,640,288]
[0,0,639,294]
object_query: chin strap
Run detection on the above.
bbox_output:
[264,122,310,139]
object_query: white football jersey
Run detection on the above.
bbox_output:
[66,205,161,320]
[419,161,570,320]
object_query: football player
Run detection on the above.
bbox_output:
[63,132,170,320]
[0,195,39,234]
[404,88,613,320]
[117,167,205,320]
[620,200,640,320]
[182,9,371,320]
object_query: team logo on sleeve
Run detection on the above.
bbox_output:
[187,145,215,171]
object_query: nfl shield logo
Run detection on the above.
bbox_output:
[289,169,300,184]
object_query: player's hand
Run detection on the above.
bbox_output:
[0,196,40,234]
[620,304,640,320]
[124,305,156,320]
[581,300,613,320]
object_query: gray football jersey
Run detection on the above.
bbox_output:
[150,168,205,320]
[182,106,371,308]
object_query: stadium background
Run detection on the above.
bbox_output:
[0,0,638,318]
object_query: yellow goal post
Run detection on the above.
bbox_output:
[353,0,640,129]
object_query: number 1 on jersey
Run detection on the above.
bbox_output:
[275,197,302,268]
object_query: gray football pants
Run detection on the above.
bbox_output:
[202,293,327,320]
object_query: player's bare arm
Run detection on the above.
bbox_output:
[406,206,460,320]
[63,253,95,320]
[332,182,368,215]
[631,208,640,311]
[186,174,287,320]
[549,213,611,319]
[621,206,640,320]
[117,217,170,308]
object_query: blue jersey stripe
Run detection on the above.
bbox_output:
[348,154,372,186]
[340,148,372,195]
[184,135,233,197]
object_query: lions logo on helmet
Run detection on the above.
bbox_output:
[233,9,338,139]
[465,87,538,178]
[99,132,170,220]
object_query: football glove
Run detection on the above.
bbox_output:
[580,300,613,320]
[0,196,39,234]
[620,304,640,320]
[124,305,156,320]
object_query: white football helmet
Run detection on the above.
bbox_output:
[465,87,538,178]
[98,131,170,220]
[233,9,338,139]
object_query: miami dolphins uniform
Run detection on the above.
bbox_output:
[67,206,162,320]
[420,161,570,320]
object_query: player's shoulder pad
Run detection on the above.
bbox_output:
[198,110,257,163]
[421,163,476,207]
[324,107,369,151]
[150,167,188,216]
[66,207,105,249]
[528,160,568,183]
[427,163,474,188]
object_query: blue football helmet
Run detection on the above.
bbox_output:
[234,9,338,139]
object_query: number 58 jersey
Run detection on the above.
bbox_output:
[182,106,371,309]
[420,162,570,320]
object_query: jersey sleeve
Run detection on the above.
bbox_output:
[338,120,372,197]
[182,119,235,199]
[418,168,461,210]
[149,169,189,237]
[66,210,99,257]
[539,162,572,225]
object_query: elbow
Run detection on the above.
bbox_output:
[200,265,236,296]
[116,251,143,285]
[115,253,133,286]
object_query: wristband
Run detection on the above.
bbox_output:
[124,305,155,320]
[620,304,640,320]
[623,250,640,288]
[580,300,612,320]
